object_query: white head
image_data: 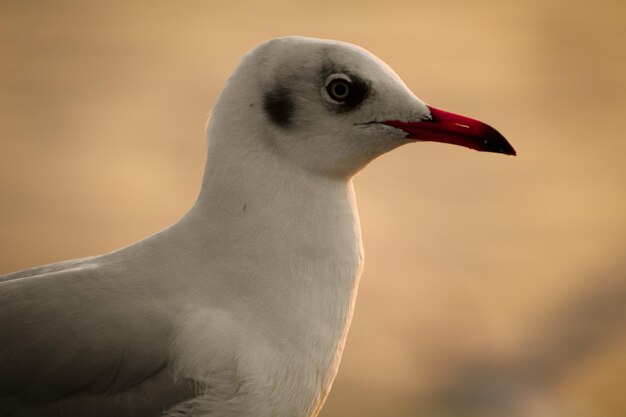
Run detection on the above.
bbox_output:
[207,36,514,179]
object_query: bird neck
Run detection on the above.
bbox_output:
[178,127,364,281]
[153,127,365,412]
[179,123,361,292]
[173,130,364,364]
[187,119,360,238]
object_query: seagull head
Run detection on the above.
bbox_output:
[207,36,515,179]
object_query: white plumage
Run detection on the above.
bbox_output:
[0,36,514,417]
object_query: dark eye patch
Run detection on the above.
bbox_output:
[332,73,369,113]
[263,86,294,128]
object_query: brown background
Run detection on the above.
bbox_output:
[1,1,625,416]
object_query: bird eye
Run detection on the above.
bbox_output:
[322,73,369,112]
[326,77,352,103]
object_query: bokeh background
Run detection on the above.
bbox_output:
[1,1,625,416]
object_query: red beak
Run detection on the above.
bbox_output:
[383,105,516,156]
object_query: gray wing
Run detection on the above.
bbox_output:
[0,257,197,416]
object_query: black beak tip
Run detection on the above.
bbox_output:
[489,140,517,156]
[483,128,516,156]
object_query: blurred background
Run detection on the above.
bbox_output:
[1,1,625,416]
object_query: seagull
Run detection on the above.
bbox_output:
[0,36,515,417]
